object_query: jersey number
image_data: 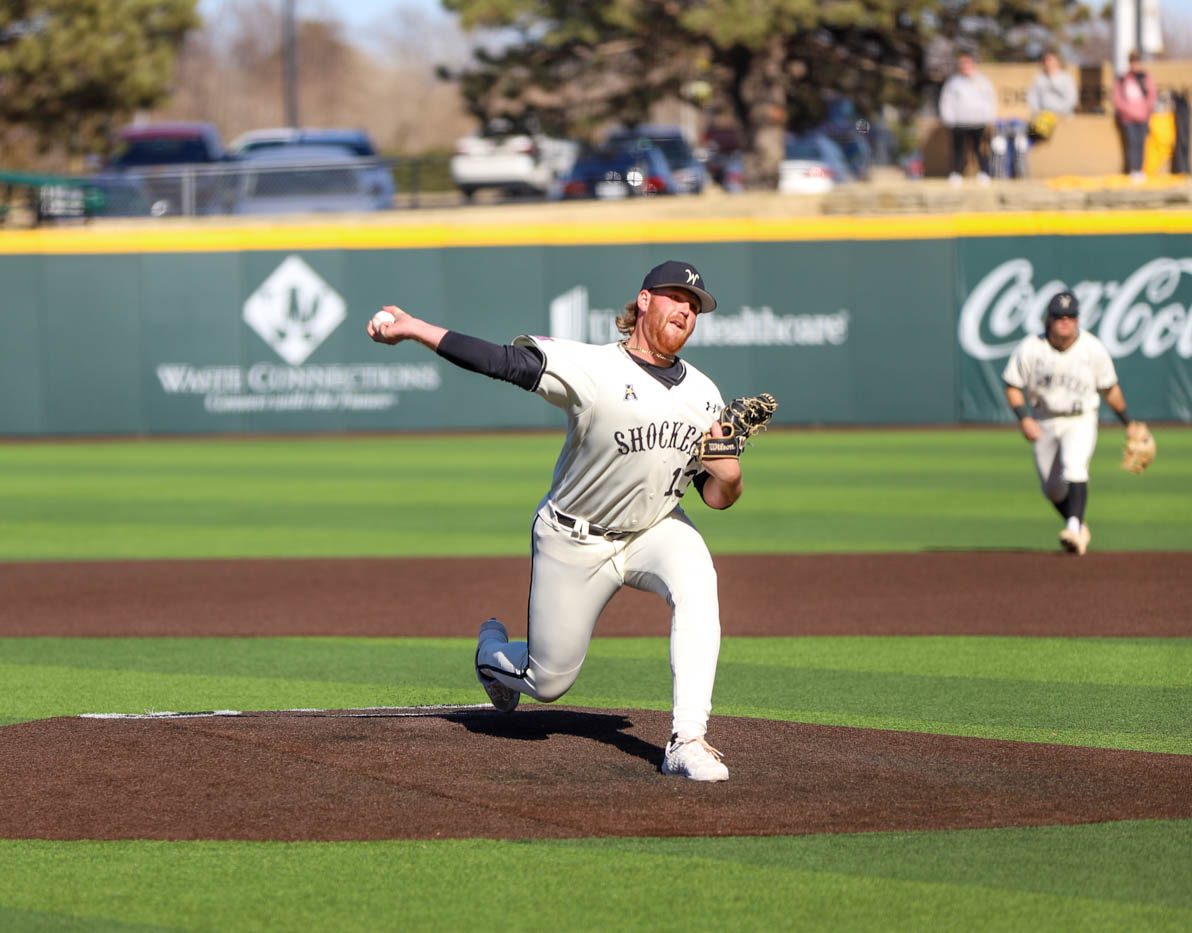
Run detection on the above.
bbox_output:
[665,467,699,497]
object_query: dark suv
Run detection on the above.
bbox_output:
[603,125,707,194]
[103,122,237,215]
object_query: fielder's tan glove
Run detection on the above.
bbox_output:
[1121,421,1156,474]
[699,393,779,461]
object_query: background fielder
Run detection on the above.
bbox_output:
[368,260,767,782]
[1002,290,1138,555]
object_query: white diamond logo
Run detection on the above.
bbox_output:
[243,255,347,365]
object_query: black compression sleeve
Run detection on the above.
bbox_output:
[436,331,544,391]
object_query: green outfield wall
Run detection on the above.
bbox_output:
[1,212,1190,434]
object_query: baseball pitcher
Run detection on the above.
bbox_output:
[368,260,777,781]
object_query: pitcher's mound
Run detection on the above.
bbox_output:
[2,707,1189,840]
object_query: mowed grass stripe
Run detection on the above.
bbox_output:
[8,635,1186,687]
[0,429,1188,559]
[0,821,1189,932]
[2,637,1189,752]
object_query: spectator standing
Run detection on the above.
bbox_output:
[1113,51,1158,181]
[1173,91,1190,175]
[939,52,997,184]
[1027,50,1078,134]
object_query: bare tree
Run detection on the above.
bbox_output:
[1161,8,1192,58]
[358,3,477,151]
[152,0,474,152]
[441,0,1091,186]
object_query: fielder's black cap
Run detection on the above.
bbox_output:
[641,260,716,313]
[1047,290,1080,317]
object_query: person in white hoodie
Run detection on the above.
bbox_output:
[939,52,997,183]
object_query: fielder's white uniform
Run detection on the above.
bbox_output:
[1002,330,1118,501]
[476,336,726,740]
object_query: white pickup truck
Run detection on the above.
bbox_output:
[449,130,579,199]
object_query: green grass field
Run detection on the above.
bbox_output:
[2,823,1190,932]
[1,428,1189,931]
[3,636,1191,753]
[1,427,1189,559]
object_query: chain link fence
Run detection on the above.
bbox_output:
[1,152,459,226]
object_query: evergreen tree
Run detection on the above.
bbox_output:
[441,0,1086,185]
[0,0,199,155]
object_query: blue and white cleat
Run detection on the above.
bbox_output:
[474,618,520,713]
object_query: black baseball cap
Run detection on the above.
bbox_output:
[640,260,717,313]
[1047,290,1079,317]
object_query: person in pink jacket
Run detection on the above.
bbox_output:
[1113,51,1159,180]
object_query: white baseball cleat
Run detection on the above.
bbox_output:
[475,618,520,713]
[1058,523,1091,556]
[661,733,729,782]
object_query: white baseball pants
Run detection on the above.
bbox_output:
[1032,411,1099,501]
[478,504,722,739]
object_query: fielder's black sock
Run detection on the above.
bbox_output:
[1052,495,1069,519]
[1065,482,1088,523]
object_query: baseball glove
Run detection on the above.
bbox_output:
[1121,421,1156,474]
[699,393,779,461]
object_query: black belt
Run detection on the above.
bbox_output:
[1040,409,1084,418]
[551,508,632,540]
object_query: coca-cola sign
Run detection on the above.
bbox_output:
[958,257,1192,361]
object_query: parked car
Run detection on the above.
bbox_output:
[228,127,395,207]
[450,122,579,199]
[230,126,378,158]
[232,146,395,214]
[701,126,745,192]
[778,132,856,194]
[559,145,680,199]
[104,121,237,215]
[107,121,228,168]
[603,124,707,194]
[902,151,925,179]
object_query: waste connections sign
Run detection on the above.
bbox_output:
[149,254,440,431]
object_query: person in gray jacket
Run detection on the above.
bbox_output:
[939,52,997,183]
[1027,50,1078,119]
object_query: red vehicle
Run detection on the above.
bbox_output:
[559,146,679,200]
[104,122,237,215]
[108,122,229,167]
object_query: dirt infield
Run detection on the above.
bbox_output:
[3,551,1189,637]
[2,551,1189,842]
[4,707,1192,841]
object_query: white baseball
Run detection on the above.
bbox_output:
[372,310,396,330]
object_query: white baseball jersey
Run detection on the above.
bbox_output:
[1002,330,1118,418]
[513,336,724,532]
